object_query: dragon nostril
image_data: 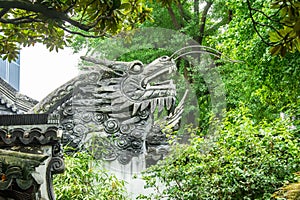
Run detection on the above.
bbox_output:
[160,56,170,62]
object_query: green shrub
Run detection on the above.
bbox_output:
[53,151,128,200]
[139,107,300,200]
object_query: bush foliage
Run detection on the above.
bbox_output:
[139,107,300,200]
[53,151,128,200]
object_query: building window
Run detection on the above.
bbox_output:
[0,54,20,91]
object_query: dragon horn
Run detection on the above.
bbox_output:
[80,56,115,72]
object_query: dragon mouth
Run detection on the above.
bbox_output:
[141,63,177,88]
[131,60,177,115]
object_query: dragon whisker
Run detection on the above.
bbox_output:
[170,45,222,59]
[171,45,242,63]
[174,50,222,61]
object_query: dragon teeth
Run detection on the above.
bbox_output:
[150,99,157,113]
[158,98,165,113]
[132,103,140,115]
[166,97,172,110]
[149,96,175,114]
[141,100,150,111]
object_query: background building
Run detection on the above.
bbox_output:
[0,54,20,91]
[0,53,37,114]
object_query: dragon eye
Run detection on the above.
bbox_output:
[129,62,143,74]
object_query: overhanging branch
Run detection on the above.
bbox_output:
[251,7,288,27]
[0,8,9,18]
[0,17,41,24]
[0,0,110,32]
[0,14,41,24]
[57,24,108,38]
[246,0,275,46]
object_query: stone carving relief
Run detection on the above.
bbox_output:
[30,56,185,165]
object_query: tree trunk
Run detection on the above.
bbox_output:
[177,0,190,21]
[167,5,181,30]
[197,1,213,45]
[194,0,199,25]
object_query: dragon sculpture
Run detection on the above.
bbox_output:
[30,55,185,165]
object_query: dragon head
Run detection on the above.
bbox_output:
[81,56,178,119]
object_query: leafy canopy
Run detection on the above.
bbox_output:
[0,0,152,61]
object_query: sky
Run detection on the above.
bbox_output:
[20,44,82,101]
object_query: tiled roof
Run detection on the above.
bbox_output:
[0,77,38,114]
[0,114,61,145]
[0,126,61,145]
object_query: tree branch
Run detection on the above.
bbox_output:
[194,0,199,25]
[246,0,275,46]
[0,17,41,24]
[205,16,230,35]
[251,7,285,26]
[88,12,112,30]
[197,1,213,45]
[57,24,109,38]
[176,0,191,22]
[0,8,9,18]
[63,0,77,13]
[80,0,97,23]
[269,5,285,18]
[0,0,110,31]
[167,5,181,30]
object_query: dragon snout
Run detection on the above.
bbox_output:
[141,59,177,88]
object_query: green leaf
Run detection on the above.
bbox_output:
[294,19,300,33]
[119,3,131,10]
[270,45,282,55]
[269,31,283,43]
[295,38,300,52]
